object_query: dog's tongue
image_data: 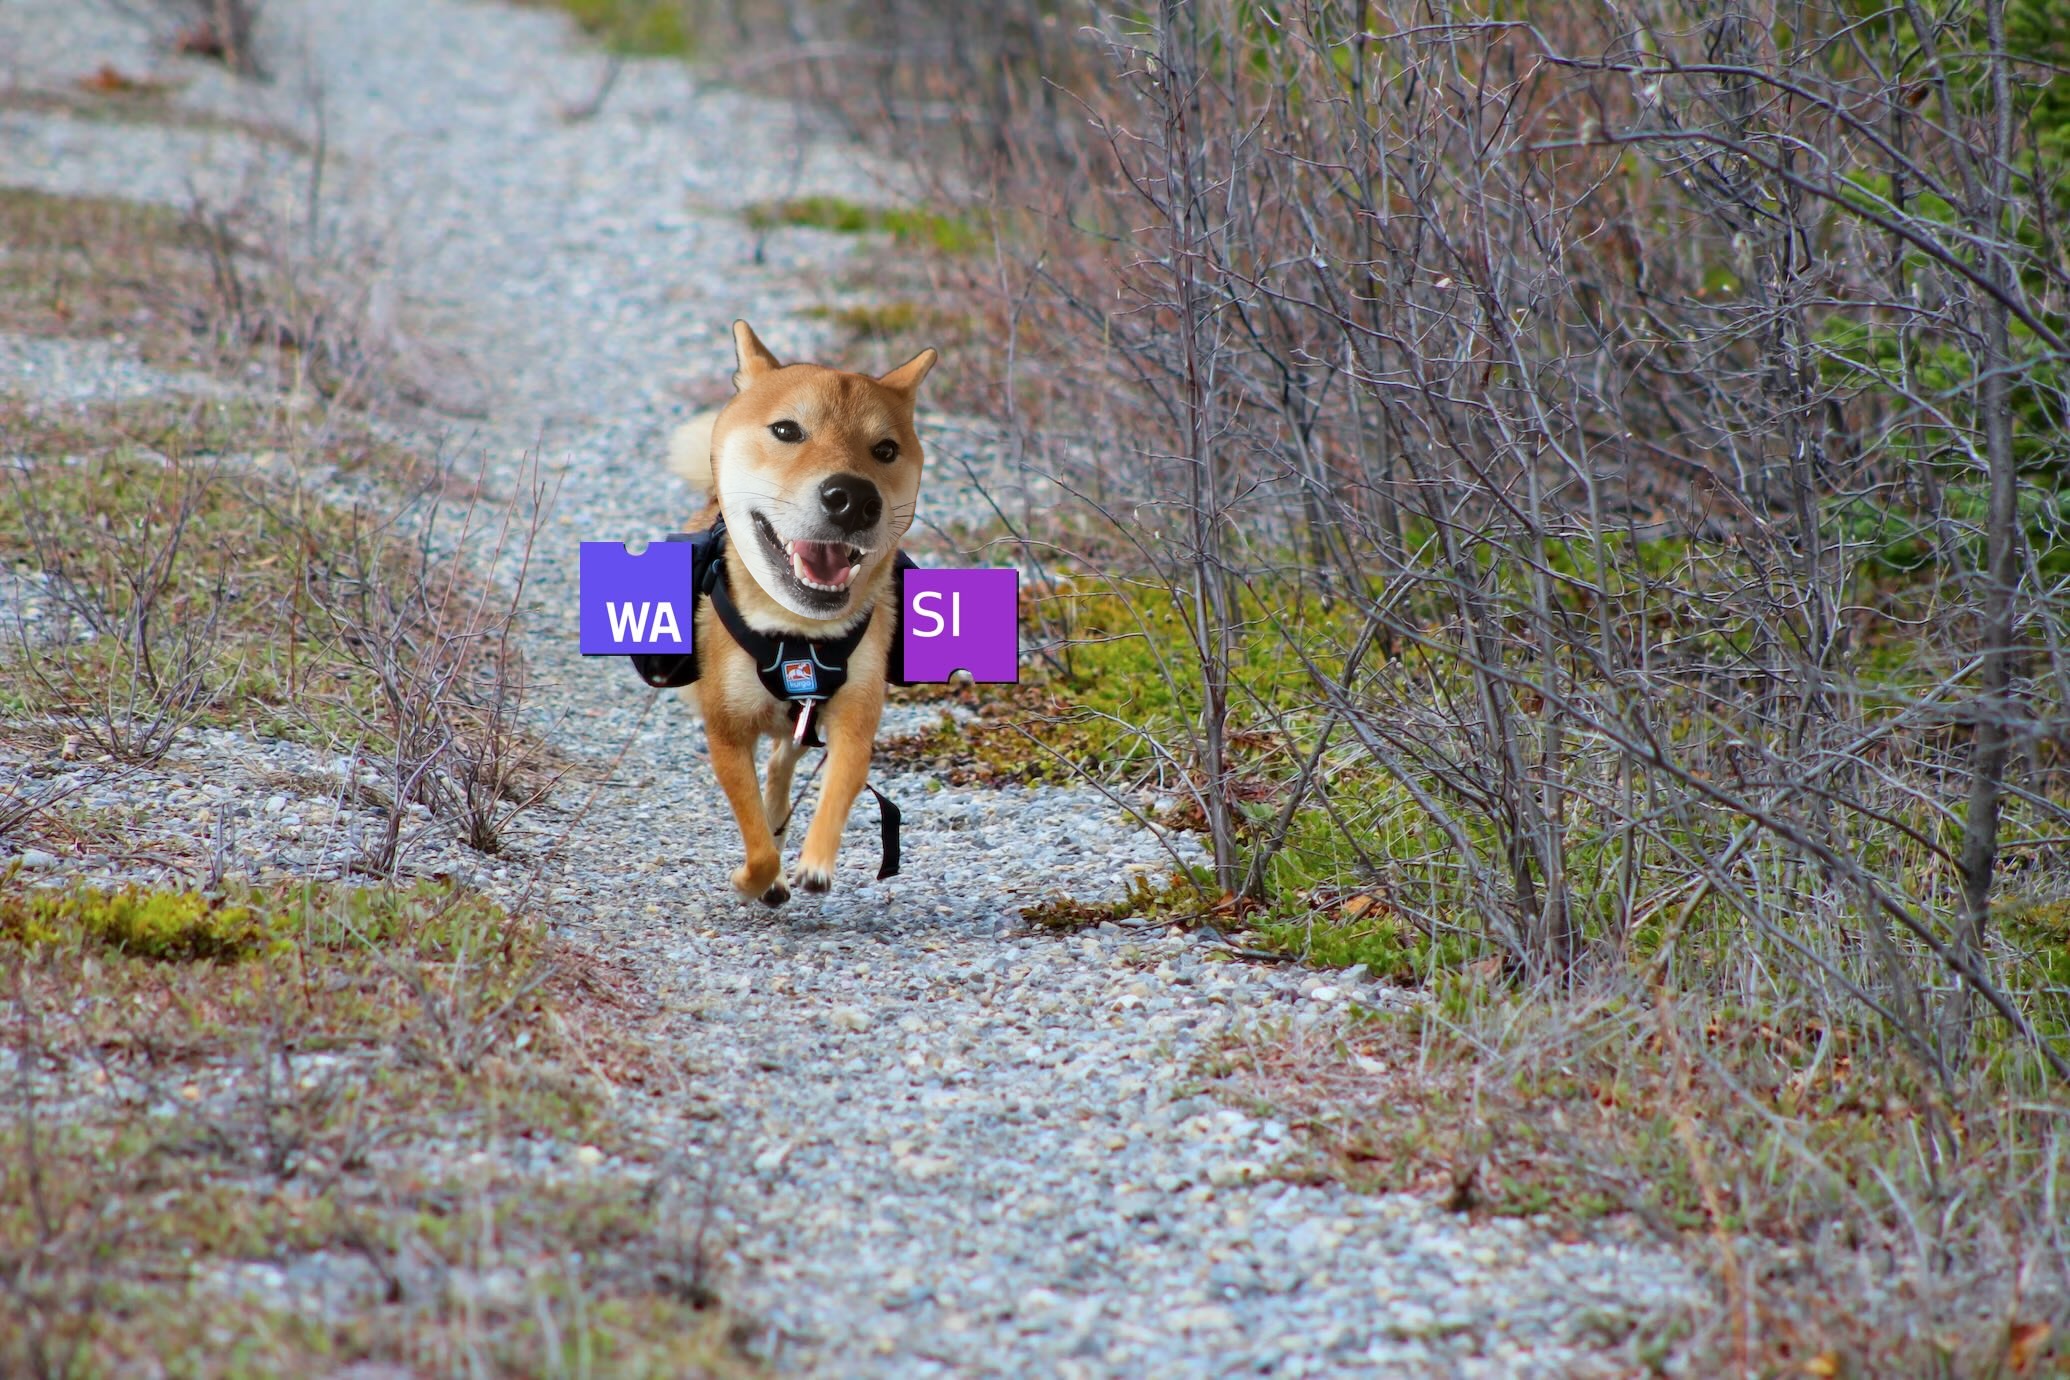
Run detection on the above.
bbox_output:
[788,540,855,588]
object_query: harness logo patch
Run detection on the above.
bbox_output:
[781,659,818,695]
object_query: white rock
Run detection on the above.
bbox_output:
[1207,1160,1269,1188]
[898,1153,954,1182]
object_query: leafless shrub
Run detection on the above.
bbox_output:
[864,0,2070,1056]
[181,197,384,408]
[301,452,561,873]
[440,467,561,857]
[1,450,233,764]
[388,931,554,1076]
[712,0,2070,1361]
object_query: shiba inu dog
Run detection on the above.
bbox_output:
[664,320,935,905]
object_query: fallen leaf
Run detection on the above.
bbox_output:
[2009,1321,2051,1375]
[78,64,143,94]
[1803,1354,1840,1378]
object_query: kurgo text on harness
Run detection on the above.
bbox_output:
[578,522,1019,880]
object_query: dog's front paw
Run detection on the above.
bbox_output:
[733,862,790,907]
[793,858,834,893]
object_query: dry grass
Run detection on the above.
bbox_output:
[0,390,563,865]
[0,186,378,404]
[0,68,307,147]
[0,46,759,1378]
[0,394,408,755]
[1207,989,2069,1376]
[0,878,751,1379]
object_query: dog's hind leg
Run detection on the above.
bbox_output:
[707,723,789,906]
[762,732,807,841]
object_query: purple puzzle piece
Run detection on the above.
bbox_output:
[580,541,696,654]
[901,568,1018,683]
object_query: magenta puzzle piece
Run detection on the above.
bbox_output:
[580,540,696,654]
[901,567,1019,683]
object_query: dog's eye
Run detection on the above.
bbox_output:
[769,420,804,443]
[871,439,899,464]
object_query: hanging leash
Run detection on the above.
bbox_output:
[866,786,900,880]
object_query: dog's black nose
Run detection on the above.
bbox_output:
[819,474,883,534]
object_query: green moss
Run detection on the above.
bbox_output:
[1250,904,1483,980]
[1,886,278,961]
[522,0,694,55]
[805,301,927,335]
[1021,868,1217,930]
[743,196,985,254]
[887,581,1411,904]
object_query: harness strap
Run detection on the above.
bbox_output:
[627,532,705,688]
[707,553,872,707]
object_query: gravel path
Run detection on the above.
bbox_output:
[2,2,1700,1373]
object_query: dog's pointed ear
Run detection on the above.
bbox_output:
[877,347,938,400]
[731,320,782,390]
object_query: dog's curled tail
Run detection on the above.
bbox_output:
[666,410,719,498]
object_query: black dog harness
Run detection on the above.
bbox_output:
[629,517,913,880]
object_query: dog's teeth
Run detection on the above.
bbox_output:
[783,536,858,592]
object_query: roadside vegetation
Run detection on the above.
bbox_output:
[2,879,741,1377]
[0,25,752,1373]
[515,0,694,55]
[0,184,365,398]
[559,0,2070,1369]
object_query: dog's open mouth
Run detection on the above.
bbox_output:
[752,512,865,596]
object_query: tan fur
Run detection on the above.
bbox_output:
[668,320,936,905]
